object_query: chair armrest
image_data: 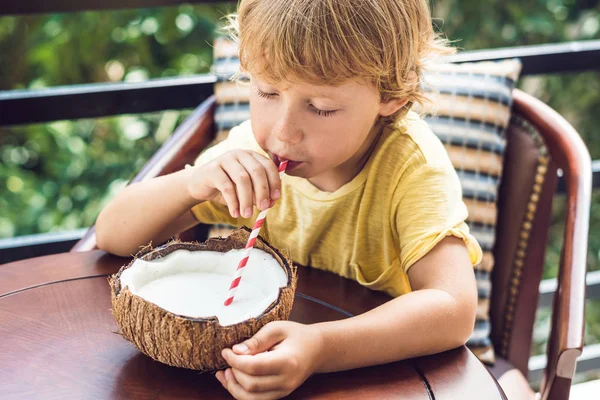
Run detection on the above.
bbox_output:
[513,90,591,400]
[71,96,216,252]
[415,347,507,399]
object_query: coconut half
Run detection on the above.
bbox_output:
[110,228,297,371]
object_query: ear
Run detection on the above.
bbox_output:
[378,98,409,117]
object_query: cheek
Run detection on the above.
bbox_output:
[249,106,271,146]
[306,126,354,160]
[326,119,367,145]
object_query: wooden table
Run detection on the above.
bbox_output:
[0,251,506,399]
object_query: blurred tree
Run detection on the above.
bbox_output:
[0,4,233,237]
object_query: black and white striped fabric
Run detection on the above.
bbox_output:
[209,37,522,365]
[212,38,251,143]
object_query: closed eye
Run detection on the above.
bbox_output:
[255,88,277,99]
[256,87,338,117]
[310,104,338,117]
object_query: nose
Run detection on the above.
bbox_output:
[273,108,302,145]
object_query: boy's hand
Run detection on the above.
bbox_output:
[187,149,282,218]
[215,321,323,400]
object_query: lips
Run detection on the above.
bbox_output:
[271,153,303,172]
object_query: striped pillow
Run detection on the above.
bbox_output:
[418,59,522,364]
[212,37,251,143]
[205,38,251,238]
[211,37,522,364]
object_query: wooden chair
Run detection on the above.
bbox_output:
[72,89,591,400]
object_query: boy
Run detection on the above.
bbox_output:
[96,0,482,398]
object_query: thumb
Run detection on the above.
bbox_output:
[233,322,287,355]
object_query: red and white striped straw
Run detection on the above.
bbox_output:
[224,160,288,306]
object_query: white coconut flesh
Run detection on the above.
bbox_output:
[119,248,288,326]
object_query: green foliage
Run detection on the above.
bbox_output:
[0,111,191,236]
[0,4,231,237]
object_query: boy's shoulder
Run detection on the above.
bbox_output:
[378,111,452,172]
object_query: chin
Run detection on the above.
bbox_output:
[284,168,308,178]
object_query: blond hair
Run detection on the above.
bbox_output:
[224,0,453,121]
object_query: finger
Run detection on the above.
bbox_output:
[212,168,240,218]
[230,368,286,393]
[222,349,285,376]
[224,368,287,400]
[237,151,271,211]
[221,157,254,218]
[234,322,287,355]
[251,153,282,200]
[215,370,226,386]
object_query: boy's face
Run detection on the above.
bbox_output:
[249,74,405,191]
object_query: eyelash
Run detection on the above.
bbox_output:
[312,108,337,117]
[254,88,338,117]
[255,88,276,99]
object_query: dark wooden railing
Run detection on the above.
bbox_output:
[0,75,216,126]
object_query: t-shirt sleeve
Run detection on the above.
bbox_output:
[393,162,483,273]
[189,120,263,225]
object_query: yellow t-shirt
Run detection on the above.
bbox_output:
[191,113,482,297]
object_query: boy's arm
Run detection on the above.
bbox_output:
[95,168,201,256]
[314,236,478,372]
[217,237,478,398]
[96,149,282,257]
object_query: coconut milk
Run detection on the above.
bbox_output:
[120,248,287,326]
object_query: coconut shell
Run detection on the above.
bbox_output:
[109,227,297,371]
